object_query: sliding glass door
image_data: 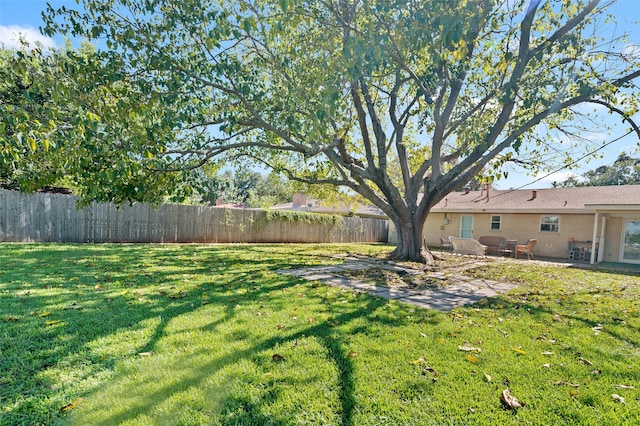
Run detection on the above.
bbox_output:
[622,221,640,263]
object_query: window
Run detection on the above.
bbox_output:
[490,215,501,230]
[540,216,559,232]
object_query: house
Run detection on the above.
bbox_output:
[271,191,387,219]
[389,185,640,265]
[211,197,246,209]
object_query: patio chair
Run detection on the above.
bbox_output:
[515,239,538,260]
[439,236,453,251]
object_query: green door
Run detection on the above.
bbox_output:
[460,215,473,239]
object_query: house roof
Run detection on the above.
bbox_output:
[270,199,387,219]
[271,185,640,218]
[211,202,246,209]
[433,185,640,214]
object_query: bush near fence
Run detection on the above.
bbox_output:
[0,189,388,244]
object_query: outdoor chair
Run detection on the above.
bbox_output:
[478,236,507,256]
[515,239,538,260]
[502,239,518,258]
[439,236,453,251]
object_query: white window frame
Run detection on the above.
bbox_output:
[490,215,501,230]
[540,215,559,232]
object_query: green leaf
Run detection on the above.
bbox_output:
[278,0,290,12]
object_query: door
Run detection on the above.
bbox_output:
[622,220,640,264]
[460,215,474,239]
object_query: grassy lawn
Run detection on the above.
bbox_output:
[1,243,639,425]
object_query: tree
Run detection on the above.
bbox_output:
[558,152,640,187]
[0,42,180,203]
[183,168,292,207]
[38,0,640,262]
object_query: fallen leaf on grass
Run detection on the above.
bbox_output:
[484,372,492,382]
[458,343,482,353]
[513,347,527,355]
[466,355,479,364]
[500,389,524,409]
[552,380,579,387]
[541,351,554,355]
[612,394,626,404]
[348,351,358,358]
[578,357,593,366]
[272,353,285,362]
[45,320,62,326]
[3,315,20,322]
[614,384,635,389]
[138,352,152,357]
[410,357,428,366]
[60,399,82,412]
[38,311,51,318]
[423,366,438,376]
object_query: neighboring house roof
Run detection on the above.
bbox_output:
[433,185,640,214]
[270,198,387,219]
[212,202,246,209]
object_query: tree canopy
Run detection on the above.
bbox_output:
[558,152,640,187]
[0,41,184,202]
[5,0,639,262]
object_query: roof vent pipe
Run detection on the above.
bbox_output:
[532,190,537,199]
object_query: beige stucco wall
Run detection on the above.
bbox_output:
[387,212,598,259]
[424,212,597,258]
[387,209,640,262]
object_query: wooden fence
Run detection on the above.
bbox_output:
[0,189,388,244]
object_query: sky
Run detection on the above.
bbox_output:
[1,0,639,190]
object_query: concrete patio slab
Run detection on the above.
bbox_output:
[278,258,520,311]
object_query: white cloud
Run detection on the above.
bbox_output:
[622,43,640,59]
[535,170,583,185]
[0,25,56,49]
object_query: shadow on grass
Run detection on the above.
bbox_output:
[0,243,398,425]
[82,298,385,426]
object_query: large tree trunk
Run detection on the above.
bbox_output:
[388,216,435,265]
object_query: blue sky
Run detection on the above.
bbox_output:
[1,0,638,189]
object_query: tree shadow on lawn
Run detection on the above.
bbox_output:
[0,245,296,420]
[67,294,395,425]
[0,243,404,425]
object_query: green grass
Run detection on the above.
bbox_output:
[0,243,639,425]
